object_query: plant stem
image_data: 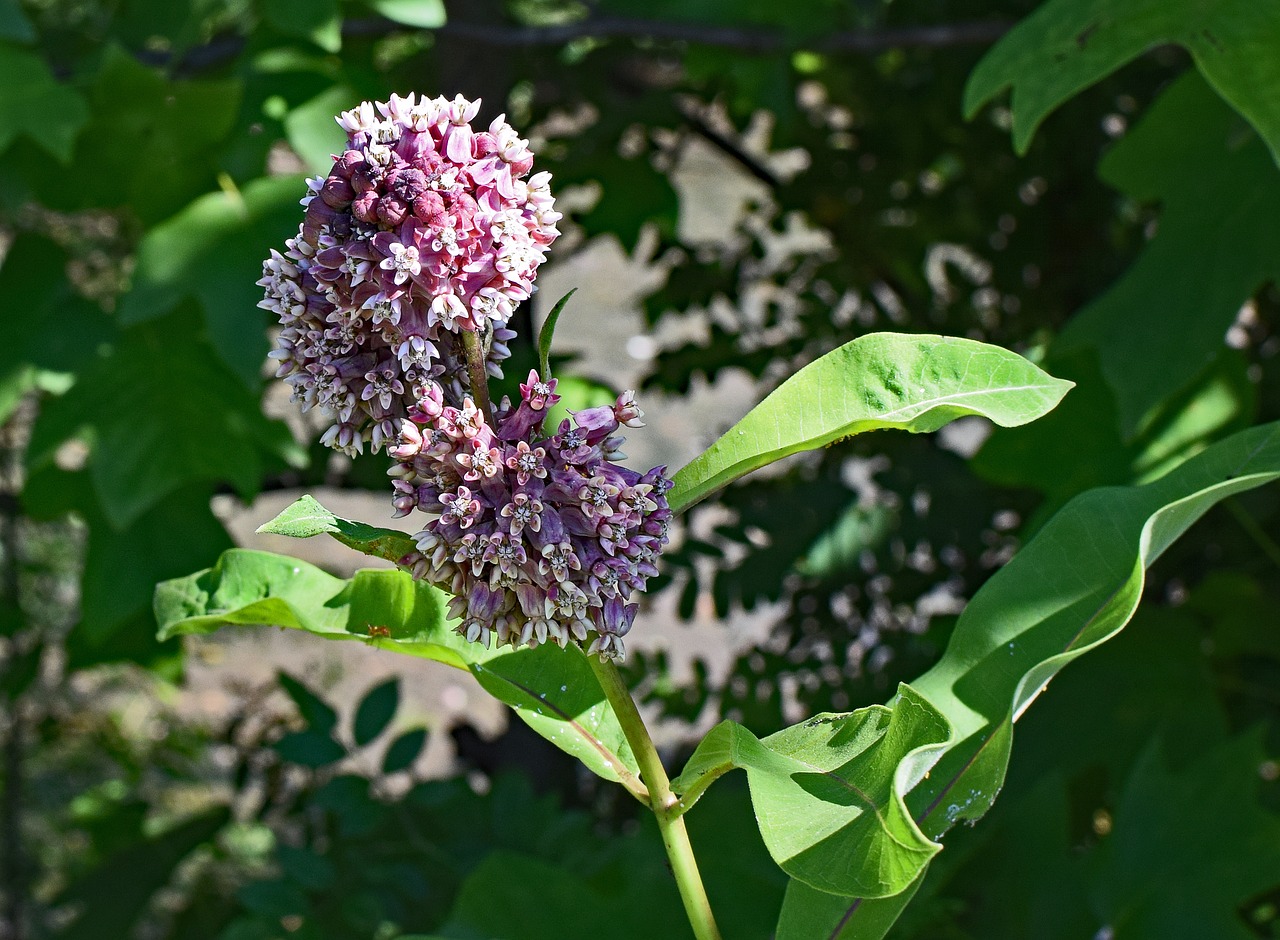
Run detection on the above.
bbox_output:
[459,329,495,425]
[589,657,722,940]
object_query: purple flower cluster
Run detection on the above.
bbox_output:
[258,93,561,454]
[390,371,672,660]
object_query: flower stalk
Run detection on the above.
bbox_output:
[588,656,723,940]
[459,328,495,424]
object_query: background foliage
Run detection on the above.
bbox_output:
[1,0,1279,937]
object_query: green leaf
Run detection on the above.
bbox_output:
[30,318,300,529]
[264,0,343,52]
[671,684,949,898]
[667,332,1073,514]
[274,729,346,767]
[0,0,35,42]
[353,677,400,746]
[537,288,578,379]
[277,671,338,734]
[0,43,88,161]
[53,807,231,940]
[284,84,354,175]
[779,419,1280,938]
[382,727,427,774]
[964,0,1280,164]
[1052,73,1280,438]
[56,46,241,221]
[256,494,418,564]
[155,548,642,787]
[118,175,308,385]
[367,0,447,28]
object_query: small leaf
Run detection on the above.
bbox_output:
[538,288,578,379]
[353,677,400,746]
[382,727,427,774]
[257,494,418,564]
[277,672,338,735]
[668,332,1072,513]
[274,729,346,767]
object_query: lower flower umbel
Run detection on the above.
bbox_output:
[390,371,671,660]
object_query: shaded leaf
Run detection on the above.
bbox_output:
[1053,74,1280,437]
[54,807,231,940]
[0,43,88,161]
[118,175,307,385]
[668,332,1073,513]
[277,671,338,735]
[965,0,1280,164]
[382,727,427,774]
[537,288,578,379]
[30,318,300,529]
[353,677,400,746]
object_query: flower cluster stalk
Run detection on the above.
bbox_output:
[588,657,723,940]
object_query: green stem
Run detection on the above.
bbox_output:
[459,329,495,424]
[589,656,723,940]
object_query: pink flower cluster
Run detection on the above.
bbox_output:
[259,93,561,454]
[390,372,672,661]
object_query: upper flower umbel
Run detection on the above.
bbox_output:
[259,93,561,455]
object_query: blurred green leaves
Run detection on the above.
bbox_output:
[966,0,1280,163]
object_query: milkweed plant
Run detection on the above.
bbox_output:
[157,93,1280,939]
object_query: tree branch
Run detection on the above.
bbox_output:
[432,17,1010,54]
[153,16,1010,76]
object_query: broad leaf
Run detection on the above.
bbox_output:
[670,684,949,898]
[118,175,307,385]
[257,494,418,564]
[1053,74,1280,437]
[29,317,302,529]
[155,549,642,788]
[761,420,1280,937]
[964,0,1280,164]
[668,333,1072,513]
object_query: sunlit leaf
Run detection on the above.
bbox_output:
[155,548,642,788]
[759,419,1280,937]
[671,684,949,898]
[668,333,1073,513]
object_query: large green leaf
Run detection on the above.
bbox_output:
[1053,73,1280,438]
[44,46,241,221]
[746,419,1280,937]
[155,548,643,789]
[668,333,1072,513]
[964,0,1280,164]
[670,684,949,898]
[29,316,302,529]
[118,174,307,385]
